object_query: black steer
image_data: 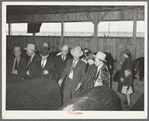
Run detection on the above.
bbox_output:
[131,94,144,111]
[113,71,120,83]
[59,86,122,111]
[133,57,144,81]
[6,77,61,110]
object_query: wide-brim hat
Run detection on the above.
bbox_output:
[24,44,37,51]
[122,49,131,55]
[61,45,69,51]
[70,46,83,57]
[40,47,50,56]
[93,51,107,62]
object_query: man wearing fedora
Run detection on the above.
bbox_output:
[93,51,110,87]
[58,46,86,104]
[36,43,57,80]
[54,45,71,81]
[24,44,40,79]
[7,46,27,83]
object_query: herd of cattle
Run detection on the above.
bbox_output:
[6,49,144,111]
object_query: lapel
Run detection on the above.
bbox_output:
[73,59,81,71]
[17,57,22,69]
[30,54,36,66]
[9,56,15,69]
[43,59,49,70]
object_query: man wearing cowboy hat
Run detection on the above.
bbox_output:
[24,44,40,79]
[93,51,110,87]
[58,46,86,104]
[7,46,27,83]
[54,45,71,81]
[36,43,57,80]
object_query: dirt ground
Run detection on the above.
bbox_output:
[112,79,144,110]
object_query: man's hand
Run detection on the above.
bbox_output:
[43,70,49,75]
[120,78,124,83]
[26,70,30,75]
[75,83,82,91]
[58,79,63,87]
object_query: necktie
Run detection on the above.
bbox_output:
[62,56,65,61]
[14,58,18,70]
[72,60,77,69]
[41,60,45,69]
[27,57,31,70]
[96,69,100,80]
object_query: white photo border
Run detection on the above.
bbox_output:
[2,1,148,119]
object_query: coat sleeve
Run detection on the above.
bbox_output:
[19,58,27,78]
[60,60,71,80]
[79,62,86,83]
[49,56,58,81]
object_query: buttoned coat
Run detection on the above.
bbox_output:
[36,55,58,81]
[25,54,40,79]
[54,54,71,79]
[60,59,86,104]
[118,57,134,93]
[7,55,27,83]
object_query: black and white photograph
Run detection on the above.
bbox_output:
[2,1,148,119]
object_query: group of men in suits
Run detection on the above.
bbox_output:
[7,43,110,105]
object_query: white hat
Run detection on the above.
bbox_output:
[71,46,83,57]
[93,51,107,62]
[61,45,69,51]
[24,44,37,51]
[43,43,49,47]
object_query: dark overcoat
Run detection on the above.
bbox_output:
[118,57,134,93]
[25,54,40,79]
[7,55,27,83]
[60,59,86,104]
[36,55,58,81]
[54,55,71,79]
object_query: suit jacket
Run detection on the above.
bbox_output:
[36,55,57,81]
[54,54,71,79]
[60,59,86,89]
[7,55,27,82]
[25,54,40,79]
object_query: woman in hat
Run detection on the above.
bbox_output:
[58,46,86,104]
[118,49,134,94]
[81,52,97,91]
[93,51,110,87]
[36,43,57,81]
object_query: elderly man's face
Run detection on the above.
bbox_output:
[95,58,102,66]
[14,51,21,58]
[26,49,35,56]
[13,47,21,58]
[61,50,69,56]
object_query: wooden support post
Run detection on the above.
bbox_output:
[8,23,11,36]
[61,13,65,47]
[84,12,109,52]
[94,12,98,52]
[133,10,137,38]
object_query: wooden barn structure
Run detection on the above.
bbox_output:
[6,5,145,71]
